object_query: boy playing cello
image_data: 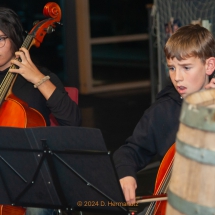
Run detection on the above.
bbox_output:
[113,24,215,213]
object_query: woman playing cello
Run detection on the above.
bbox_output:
[113,24,215,214]
[0,6,81,127]
[0,5,81,215]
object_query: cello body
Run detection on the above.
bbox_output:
[0,94,46,127]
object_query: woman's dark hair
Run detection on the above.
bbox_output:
[0,7,24,52]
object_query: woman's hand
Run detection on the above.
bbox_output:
[9,47,45,84]
[9,47,56,100]
[120,176,137,205]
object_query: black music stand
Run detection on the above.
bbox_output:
[0,126,130,215]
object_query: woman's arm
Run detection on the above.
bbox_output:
[10,47,81,126]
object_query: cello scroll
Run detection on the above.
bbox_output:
[26,2,62,49]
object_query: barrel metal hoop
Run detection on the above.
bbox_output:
[168,189,215,215]
[176,138,215,165]
[180,100,215,132]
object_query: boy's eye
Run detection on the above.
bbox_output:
[184,67,190,70]
[168,67,175,71]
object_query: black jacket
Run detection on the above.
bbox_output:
[0,67,81,126]
[113,82,182,179]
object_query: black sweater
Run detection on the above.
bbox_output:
[0,67,81,126]
[113,82,182,179]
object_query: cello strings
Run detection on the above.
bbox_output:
[155,155,174,194]
[151,161,174,215]
[144,155,175,215]
[145,163,173,215]
[0,35,33,105]
[0,73,15,104]
[0,73,15,91]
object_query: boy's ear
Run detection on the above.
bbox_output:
[205,57,215,75]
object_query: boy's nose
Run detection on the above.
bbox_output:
[175,70,183,82]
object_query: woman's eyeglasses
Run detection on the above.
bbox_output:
[0,36,8,48]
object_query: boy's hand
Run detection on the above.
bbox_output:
[120,176,137,205]
[205,77,215,89]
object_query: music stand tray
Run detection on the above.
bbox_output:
[0,126,130,215]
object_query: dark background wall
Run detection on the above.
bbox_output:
[1,0,153,89]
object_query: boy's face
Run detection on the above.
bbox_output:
[167,56,209,98]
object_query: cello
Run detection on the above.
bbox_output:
[0,2,62,215]
[136,143,175,215]
[0,2,62,128]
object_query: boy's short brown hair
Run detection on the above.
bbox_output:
[164,24,215,63]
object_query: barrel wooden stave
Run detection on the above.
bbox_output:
[166,88,215,215]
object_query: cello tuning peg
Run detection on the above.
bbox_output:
[22,30,28,37]
[46,26,55,34]
[56,22,63,26]
[33,20,40,26]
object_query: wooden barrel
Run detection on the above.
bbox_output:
[166,88,215,215]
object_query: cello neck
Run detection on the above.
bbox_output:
[0,34,34,105]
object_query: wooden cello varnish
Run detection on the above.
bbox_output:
[0,205,25,215]
[0,92,46,127]
[0,65,46,127]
